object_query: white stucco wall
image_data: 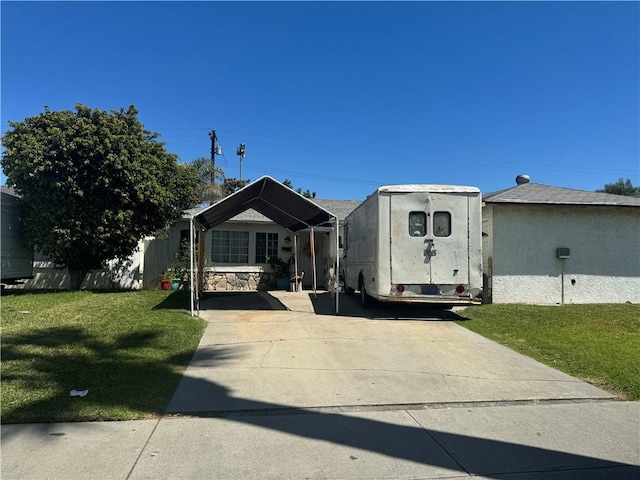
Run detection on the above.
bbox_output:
[486,204,640,304]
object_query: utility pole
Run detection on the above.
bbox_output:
[208,130,217,184]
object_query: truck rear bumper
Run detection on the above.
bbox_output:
[375,295,482,306]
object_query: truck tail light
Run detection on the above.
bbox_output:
[456,284,465,294]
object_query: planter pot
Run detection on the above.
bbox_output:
[160,280,171,291]
[171,278,181,290]
[276,277,289,290]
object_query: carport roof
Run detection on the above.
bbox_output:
[193,176,337,231]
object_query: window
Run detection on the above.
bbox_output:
[409,212,427,237]
[256,232,279,263]
[433,212,451,237]
[211,230,249,263]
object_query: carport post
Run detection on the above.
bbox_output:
[310,226,316,298]
[293,232,299,287]
[189,216,195,316]
[335,216,339,314]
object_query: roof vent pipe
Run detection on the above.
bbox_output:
[516,174,530,185]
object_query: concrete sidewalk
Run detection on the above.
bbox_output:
[2,292,639,479]
[2,401,638,479]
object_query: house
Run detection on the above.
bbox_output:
[144,193,360,292]
[482,177,640,304]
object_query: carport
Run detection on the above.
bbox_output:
[188,176,340,315]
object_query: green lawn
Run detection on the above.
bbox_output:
[457,304,640,400]
[1,290,205,424]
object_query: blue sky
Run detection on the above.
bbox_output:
[2,1,638,200]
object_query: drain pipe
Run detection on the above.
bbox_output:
[560,257,565,306]
[556,248,570,306]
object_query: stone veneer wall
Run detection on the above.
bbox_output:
[203,271,273,291]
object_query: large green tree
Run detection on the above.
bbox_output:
[1,104,199,289]
[597,178,640,197]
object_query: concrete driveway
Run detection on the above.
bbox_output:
[167,291,614,414]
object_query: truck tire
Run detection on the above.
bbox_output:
[345,284,355,295]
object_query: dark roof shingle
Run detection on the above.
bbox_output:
[484,183,640,207]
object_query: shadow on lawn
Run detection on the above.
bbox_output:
[152,290,191,310]
[0,324,235,425]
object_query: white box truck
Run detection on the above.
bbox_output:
[343,185,482,308]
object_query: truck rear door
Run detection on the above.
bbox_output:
[389,191,470,287]
[428,193,470,286]
[389,191,431,285]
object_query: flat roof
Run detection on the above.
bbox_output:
[378,185,481,194]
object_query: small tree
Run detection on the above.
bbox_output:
[222,178,250,197]
[189,156,226,205]
[1,104,199,289]
[282,178,316,198]
[596,178,640,197]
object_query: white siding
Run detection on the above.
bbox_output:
[21,243,144,290]
[487,204,640,304]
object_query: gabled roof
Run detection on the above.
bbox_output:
[484,182,640,207]
[194,176,337,231]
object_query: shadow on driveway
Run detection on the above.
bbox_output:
[312,291,469,321]
[199,291,287,311]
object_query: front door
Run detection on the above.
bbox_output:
[297,231,324,288]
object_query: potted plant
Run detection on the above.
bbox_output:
[267,256,291,290]
[159,272,173,291]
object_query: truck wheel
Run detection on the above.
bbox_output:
[360,284,373,308]
[345,284,355,295]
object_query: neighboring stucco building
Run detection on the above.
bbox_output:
[482,180,640,304]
